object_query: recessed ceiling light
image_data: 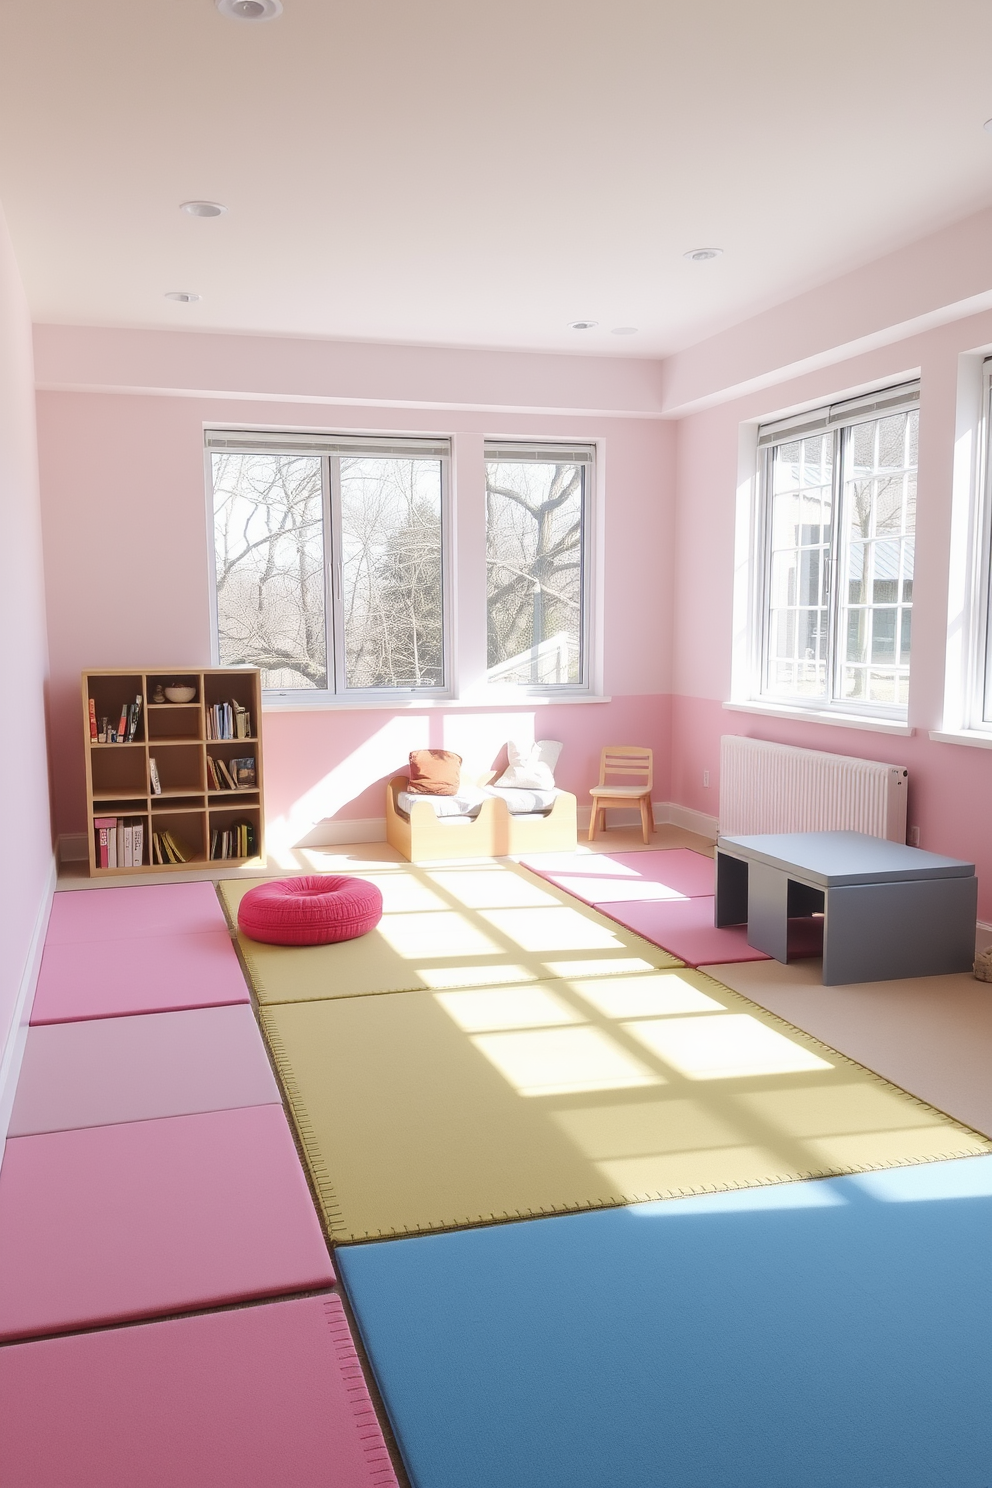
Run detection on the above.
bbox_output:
[181,200,227,218]
[684,248,723,262]
[165,291,201,303]
[216,0,282,19]
[568,320,598,330]
[611,326,637,336]
[984,117,992,134]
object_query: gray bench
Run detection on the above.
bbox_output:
[715,830,977,985]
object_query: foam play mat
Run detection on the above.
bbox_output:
[0,1105,334,1341]
[521,847,715,904]
[219,862,682,1004]
[46,881,230,944]
[339,1157,992,1488]
[31,928,249,1024]
[259,966,991,1241]
[9,1005,280,1137]
[0,1294,396,1488]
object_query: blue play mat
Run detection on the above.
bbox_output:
[339,1157,992,1488]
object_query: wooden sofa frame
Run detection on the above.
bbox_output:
[385,772,578,862]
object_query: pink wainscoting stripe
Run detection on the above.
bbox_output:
[31,928,248,1024]
[9,1005,280,1137]
[523,848,714,904]
[46,882,228,944]
[0,1294,397,1488]
[0,1105,334,1342]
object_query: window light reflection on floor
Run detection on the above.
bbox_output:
[427,870,561,910]
[542,958,657,979]
[571,974,725,1020]
[435,986,582,1033]
[418,964,538,990]
[375,911,501,959]
[481,908,628,953]
[471,1026,665,1097]
[550,877,688,903]
[624,1014,833,1081]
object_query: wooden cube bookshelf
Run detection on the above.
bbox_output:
[82,668,264,876]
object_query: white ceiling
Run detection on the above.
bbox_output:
[2,0,992,357]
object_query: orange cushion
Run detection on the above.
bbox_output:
[407,749,462,795]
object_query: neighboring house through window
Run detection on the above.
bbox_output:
[755,382,919,720]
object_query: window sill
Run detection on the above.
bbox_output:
[723,699,915,737]
[262,693,613,713]
[929,728,992,750]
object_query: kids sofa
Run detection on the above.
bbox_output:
[385,762,577,862]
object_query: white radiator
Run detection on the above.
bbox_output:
[719,736,908,843]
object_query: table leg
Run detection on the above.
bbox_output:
[746,862,790,962]
[822,876,978,985]
[715,852,748,926]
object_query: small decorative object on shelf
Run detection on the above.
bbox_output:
[81,667,264,876]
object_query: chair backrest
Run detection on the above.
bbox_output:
[598,745,652,790]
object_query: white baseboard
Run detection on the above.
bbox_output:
[0,855,56,1169]
[655,802,720,840]
[58,832,88,862]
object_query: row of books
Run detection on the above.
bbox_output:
[89,696,142,745]
[94,816,145,869]
[211,820,257,860]
[207,700,251,740]
[152,830,192,865]
[207,754,256,790]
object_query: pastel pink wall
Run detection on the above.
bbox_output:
[35,333,675,845]
[668,297,992,918]
[0,208,53,1060]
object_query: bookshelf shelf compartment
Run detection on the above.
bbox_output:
[83,667,263,877]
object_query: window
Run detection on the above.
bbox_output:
[207,431,448,698]
[756,383,919,718]
[485,442,593,690]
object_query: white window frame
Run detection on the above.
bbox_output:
[205,428,453,705]
[748,381,920,725]
[483,440,596,697]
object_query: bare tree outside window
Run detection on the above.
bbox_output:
[339,457,444,689]
[486,455,588,686]
[212,452,327,689]
[210,442,446,696]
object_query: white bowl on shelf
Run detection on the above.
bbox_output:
[164,686,197,704]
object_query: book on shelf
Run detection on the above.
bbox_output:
[88,698,97,742]
[230,756,256,788]
[152,829,191,866]
[206,699,251,741]
[93,817,144,869]
[210,819,257,860]
[149,758,162,795]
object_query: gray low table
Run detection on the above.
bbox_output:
[716,830,977,985]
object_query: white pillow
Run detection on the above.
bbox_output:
[496,739,562,791]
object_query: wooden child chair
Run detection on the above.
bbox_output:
[588,745,655,843]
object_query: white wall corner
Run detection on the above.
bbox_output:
[729,420,761,704]
[0,854,57,1166]
[940,350,988,733]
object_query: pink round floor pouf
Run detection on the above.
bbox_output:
[237,875,383,946]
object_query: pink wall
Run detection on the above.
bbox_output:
[35,333,675,844]
[0,208,53,1060]
[669,296,992,918]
